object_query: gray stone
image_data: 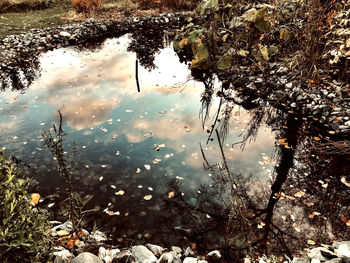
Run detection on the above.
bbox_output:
[183,257,198,263]
[146,243,164,255]
[132,245,157,263]
[308,247,338,261]
[112,250,135,263]
[71,252,103,263]
[51,221,73,233]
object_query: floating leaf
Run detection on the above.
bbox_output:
[168,192,175,198]
[144,195,152,200]
[115,190,125,195]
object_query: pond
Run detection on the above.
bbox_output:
[1,31,349,258]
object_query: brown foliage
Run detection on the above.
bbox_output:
[72,0,101,13]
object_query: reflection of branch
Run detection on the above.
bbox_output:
[136,59,140,92]
[206,97,223,144]
[216,129,231,175]
[200,143,218,170]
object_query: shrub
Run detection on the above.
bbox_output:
[0,150,52,263]
[72,0,101,13]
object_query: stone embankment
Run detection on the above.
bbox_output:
[52,221,350,263]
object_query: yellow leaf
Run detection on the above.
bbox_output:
[307,240,315,245]
[30,193,40,207]
[168,192,175,198]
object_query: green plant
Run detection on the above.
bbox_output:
[42,110,92,235]
[0,150,52,263]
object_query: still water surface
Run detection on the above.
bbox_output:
[0,35,275,246]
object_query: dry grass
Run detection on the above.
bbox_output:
[72,0,101,13]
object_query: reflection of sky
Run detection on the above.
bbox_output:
[0,35,275,226]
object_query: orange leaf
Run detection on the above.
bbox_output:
[30,193,40,206]
[168,192,175,199]
[66,238,75,249]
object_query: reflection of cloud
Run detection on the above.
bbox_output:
[60,98,120,130]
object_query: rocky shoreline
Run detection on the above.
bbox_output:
[51,220,350,263]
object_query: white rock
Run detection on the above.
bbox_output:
[184,247,195,257]
[157,253,174,263]
[183,257,197,263]
[338,243,350,257]
[98,246,107,258]
[171,246,182,254]
[308,247,337,262]
[59,31,71,38]
[91,230,107,242]
[71,252,103,263]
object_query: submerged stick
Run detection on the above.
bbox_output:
[136,59,140,92]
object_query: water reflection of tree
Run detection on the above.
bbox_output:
[163,70,350,260]
[127,26,174,70]
[0,24,178,91]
